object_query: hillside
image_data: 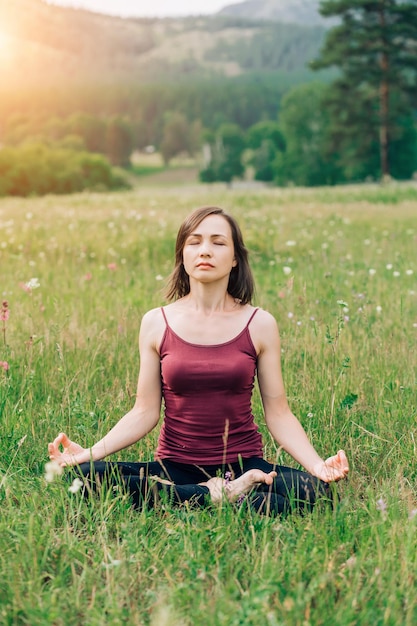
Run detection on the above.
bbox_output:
[0,0,327,88]
[218,0,335,27]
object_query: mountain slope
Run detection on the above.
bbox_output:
[218,0,334,27]
[0,0,326,88]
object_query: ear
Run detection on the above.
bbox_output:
[232,258,237,268]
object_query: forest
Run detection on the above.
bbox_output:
[0,0,416,195]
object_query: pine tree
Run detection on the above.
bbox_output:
[312,0,417,179]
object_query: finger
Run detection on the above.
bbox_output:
[58,433,72,449]
[337,450,349,472]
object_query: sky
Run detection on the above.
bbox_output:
[46,1,243,18]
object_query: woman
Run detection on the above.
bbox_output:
[48,206,349,515]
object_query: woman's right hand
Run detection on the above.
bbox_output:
[48,432,89,467]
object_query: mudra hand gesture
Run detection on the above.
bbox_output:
[312,450,349,483]
[48,432,88,467]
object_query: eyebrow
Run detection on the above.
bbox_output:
[188,232,228,238]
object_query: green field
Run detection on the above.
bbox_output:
[1,183,416,625]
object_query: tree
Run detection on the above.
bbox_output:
[312,0,417,180]
[160,112,190,165]
[105,116,133,168]
[246,121,286,182]
[199,124,246,184]
[273,82,343,186]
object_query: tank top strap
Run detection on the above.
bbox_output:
[246,307,259,328]
[161,306,169,327]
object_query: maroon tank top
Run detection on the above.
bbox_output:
[156,307,264,464]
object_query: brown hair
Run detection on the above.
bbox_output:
[165,206,255,304]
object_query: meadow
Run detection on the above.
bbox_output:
[0,182,416,625]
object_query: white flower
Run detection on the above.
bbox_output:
[406,269,413,276]
[369,268,376,276]
[386,263,393,270]
[155,275,164,281]
[393,271,400,277]
[68,478,83,494]
[376,306,382,313]
[45,460,64,483]
[287,312,294,319]
[26,278,40,290]
[286,240,296,247]
[283,266,292,276]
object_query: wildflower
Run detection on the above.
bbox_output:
[376,305,382,313]
[368,268,376,276]
[386,263,393,270]
[20,278,40,293]
[393,271,400,277]
[44,460,64,483]
[83,273,92,281]
[287,312,294,319]
[155,275,164,281]
[107,263,117,271]
[286,240,296,247]
[68,477,83,494]
[283,266,292,276]
[406,269,413,276]
[101,557,122,569]
[0,361,9,371]
[409,509,417,520]
[1,301,9,322]
[376,497,387,515]
[26,278,40,289]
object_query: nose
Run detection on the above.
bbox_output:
[199,240,212,256]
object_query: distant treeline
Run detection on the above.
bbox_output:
[1,71,416,196]
[0,74,310,141]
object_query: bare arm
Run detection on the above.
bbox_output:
[48,309,163,466]
[253,310,349,482]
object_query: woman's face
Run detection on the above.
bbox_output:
[182,214,237,285]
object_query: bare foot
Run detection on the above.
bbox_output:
[203,470,277,504]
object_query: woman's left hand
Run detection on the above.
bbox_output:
[311,450,349,483]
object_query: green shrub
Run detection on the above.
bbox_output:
[0,142,130,197]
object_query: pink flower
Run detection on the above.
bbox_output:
[83,273,93,281]
[1,301,9,321]
[107,263,117,271]
[0,361,9,371]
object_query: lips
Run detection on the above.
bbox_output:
[197,263,214,268]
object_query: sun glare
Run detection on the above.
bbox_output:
[0,30,13,59]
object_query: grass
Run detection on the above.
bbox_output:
[0,182,416,625]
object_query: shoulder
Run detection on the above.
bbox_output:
[139,307,166,352]
[249,308,281,353]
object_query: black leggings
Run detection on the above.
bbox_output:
[74,457,331,516]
